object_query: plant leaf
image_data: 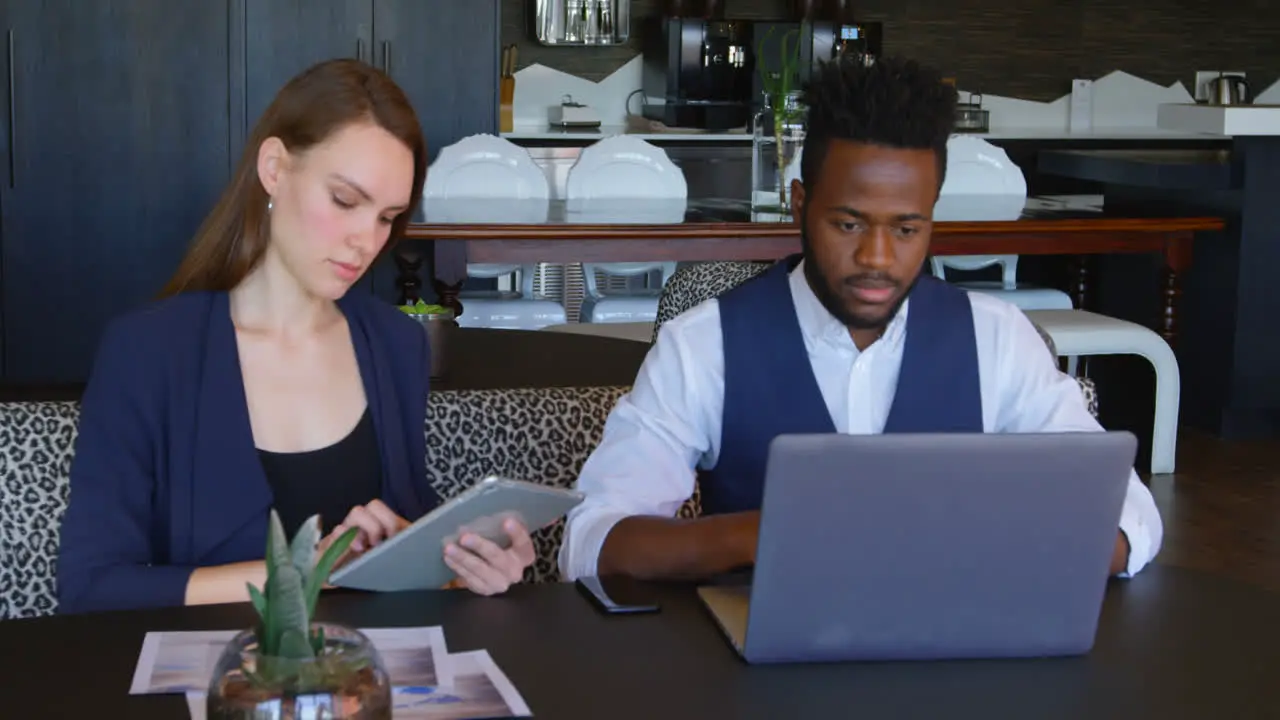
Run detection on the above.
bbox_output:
[289,515,321,584]
[267,510,292,572]
[258,511,289,656]
[247,583,268,623]
[278,627,313,660]
[311,624,327,655]
[305,526,358,618]
[268,563,312,659]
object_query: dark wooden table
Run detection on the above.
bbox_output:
[7,564,1277,718]
[402,197,1224,347]
[0,328,651,402]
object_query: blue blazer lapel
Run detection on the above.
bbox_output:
[189,292,272,562]
[340,294,429,520]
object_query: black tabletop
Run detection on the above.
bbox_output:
[432,327,648,391]
[8,564,1277,719]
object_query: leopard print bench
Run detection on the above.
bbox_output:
[0,345,1098,619]
[0,387,686,618]
[0,401,79,620]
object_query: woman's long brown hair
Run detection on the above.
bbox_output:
[158,59,427,298]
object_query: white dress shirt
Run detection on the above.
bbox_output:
[559,261,1163,580]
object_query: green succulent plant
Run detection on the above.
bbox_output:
[241,511,360,689]
[398,299,451,316]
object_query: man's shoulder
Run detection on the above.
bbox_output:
[655,296,724,345]
[963,290,1056,358]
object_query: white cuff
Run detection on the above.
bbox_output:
[1118,501,1154,577]
[558,509,630,581]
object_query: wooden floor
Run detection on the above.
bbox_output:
[1151,429,1280,593]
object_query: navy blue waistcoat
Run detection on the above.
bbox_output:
[699,255,983,516]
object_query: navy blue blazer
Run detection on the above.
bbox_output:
[56,290,440,614]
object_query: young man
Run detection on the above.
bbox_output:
[558,56,1162,583]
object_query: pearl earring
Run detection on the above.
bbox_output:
[267,199,274,212]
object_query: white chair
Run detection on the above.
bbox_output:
[579,261,677,323]
[566,137,686,324]
[424,135,566,329]
[933,136,1074,309]
[1024,309,1181,474]
[457,263,568,330]
[930,255,1074,311]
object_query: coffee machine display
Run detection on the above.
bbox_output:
[641,16,756,131]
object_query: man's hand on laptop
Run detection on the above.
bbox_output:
[597,511,761,581]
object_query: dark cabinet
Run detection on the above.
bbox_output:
[244,1,373,144]
[372,0,499,161]
[239,1,500,163]
[0,1,234,383]
[0,0,500,384]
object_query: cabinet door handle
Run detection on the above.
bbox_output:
[7,29,14,189]
[382,40,391,76]
[356,38,365,63]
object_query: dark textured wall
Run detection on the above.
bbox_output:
[503,0,1280,101]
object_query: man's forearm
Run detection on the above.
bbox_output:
[597,512,759,581]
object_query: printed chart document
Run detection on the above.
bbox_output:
[183,650,532,720]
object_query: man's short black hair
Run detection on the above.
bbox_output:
[799,55,958,192]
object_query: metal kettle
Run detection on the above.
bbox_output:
[1207,74,1250,105]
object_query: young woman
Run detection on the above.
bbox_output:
[56,59,534,614]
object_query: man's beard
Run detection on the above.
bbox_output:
[799,221,916,332]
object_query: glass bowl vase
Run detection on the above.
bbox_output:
[206,622,391,719]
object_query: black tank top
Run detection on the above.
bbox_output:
[257,407,383,539]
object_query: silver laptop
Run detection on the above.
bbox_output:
[698,431,1137,664]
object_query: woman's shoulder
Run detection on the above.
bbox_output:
[100,291,219,348]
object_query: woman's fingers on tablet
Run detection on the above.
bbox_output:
[341,506,386,551]
[459,533,525,583]
[364,499,408,537]
[504,518,536,567]
[444,543,505,595]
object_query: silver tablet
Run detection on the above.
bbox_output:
[328,476,584,592]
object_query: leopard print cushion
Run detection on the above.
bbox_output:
[0,401,79,619]
[426,387,700,585]
[653,261,773,342]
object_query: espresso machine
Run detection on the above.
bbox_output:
[799,19,883,79]
[640,15,756,130]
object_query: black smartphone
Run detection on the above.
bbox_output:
[576,575,661,614]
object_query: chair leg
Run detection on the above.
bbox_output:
[1139,345,1181,474]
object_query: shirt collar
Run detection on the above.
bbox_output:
[787,259,910,353]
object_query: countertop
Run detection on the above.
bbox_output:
[501,124,1226,143]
